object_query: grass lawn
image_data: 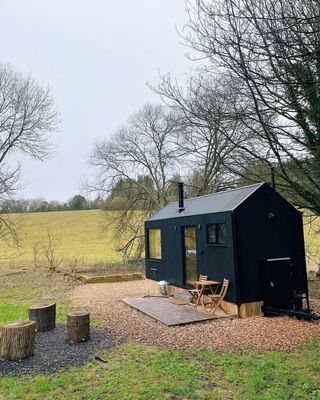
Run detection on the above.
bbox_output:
[1,340,320,399]
[0,269,101,327]
[0,269,72,326]
[1,270,320,399]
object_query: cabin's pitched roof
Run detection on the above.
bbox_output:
[148,182,265,221]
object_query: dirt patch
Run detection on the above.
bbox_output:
[70,280,320,351]
[0,267,77,302]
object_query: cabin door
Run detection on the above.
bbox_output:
[263,258,294,310]
[182,226,198,285]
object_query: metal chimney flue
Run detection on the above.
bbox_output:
[270,166,276,191]
[177,182,185,213]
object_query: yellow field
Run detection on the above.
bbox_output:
[304,215,320,273]
[0,209,319,273]
[0,210,123,268]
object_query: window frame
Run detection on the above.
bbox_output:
[206,223,227,246]
[147,228,162,260]
[182,225,198,284]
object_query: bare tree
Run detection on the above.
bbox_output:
[0,63,58,248]
[152,72,257,195]
[184,0,320,213]
[30,230,61,272]
[31,240,42,270]
[90,103,183,259]
[42,230,60,272]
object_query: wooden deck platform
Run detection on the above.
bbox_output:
[123,296,234,326]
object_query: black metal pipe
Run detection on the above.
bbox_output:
[177,182,185,213]
[270,166,276,190]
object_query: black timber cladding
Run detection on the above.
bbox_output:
[146,211,237,302]
[145,182,308,307]
[233,184,307,304]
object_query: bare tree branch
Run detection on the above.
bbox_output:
[183,0,320,212]
[89,103,184,259]
[0,63,58,253]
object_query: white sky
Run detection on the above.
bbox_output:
[0,0,189,201]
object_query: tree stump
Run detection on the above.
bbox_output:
[67,312,90,343]
[28,303,56,332]
[0,321,36,361]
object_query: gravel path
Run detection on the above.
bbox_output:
[71,280,320,351]
[0,324,116,377]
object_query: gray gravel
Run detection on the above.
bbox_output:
[0,324,116,377]
[71,280,320,351]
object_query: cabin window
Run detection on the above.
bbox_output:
[148,228,162,260]
[207,223,227,245]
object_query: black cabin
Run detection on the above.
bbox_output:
[144,183,309,317]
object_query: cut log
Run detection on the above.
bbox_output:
[67,312,90,343]
[28,303,56,332]
[0,321,36,361]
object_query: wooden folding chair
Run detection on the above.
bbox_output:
[188,275,208,306]
[208,278,229,313]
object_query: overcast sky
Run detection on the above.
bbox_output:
[0,0,189,201]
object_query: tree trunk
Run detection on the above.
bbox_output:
[0,321,36,361]
[67,312,90,343]
[28,303,56,332]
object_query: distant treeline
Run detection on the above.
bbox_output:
[0,195,105,214]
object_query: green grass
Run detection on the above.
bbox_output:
[0,268,102,334]
[196,342,320,400]
[1,258,320,399]
[1,270,320,399]
[0,270,71,324]
[0,300,73,326]
[0,276,100,329]
[0,302,29,325]
[1,341,320,400]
